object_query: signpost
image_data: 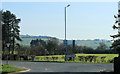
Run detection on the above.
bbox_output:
[64,40,76,61]
[6,43,11,64]
[6,43,11,48]
[63,40,67,61]
[73,40,75,53]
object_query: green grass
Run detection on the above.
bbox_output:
[75,40,112,49]
[35,55,65,62]
[34,54,118,64]
[1,64,26,73]
[3,54,118,64]
[75,54,118,62]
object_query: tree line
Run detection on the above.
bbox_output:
[18,38,114,56]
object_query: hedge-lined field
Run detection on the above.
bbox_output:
[34,54,118,63]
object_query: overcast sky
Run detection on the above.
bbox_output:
[2,2,119,40]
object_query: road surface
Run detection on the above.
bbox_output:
[2,61,113,73]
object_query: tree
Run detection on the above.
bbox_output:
[30,40,36,47]
[18,46,31,56]
[110,14,120,57]
[110,39,120,56]
[46,39,58,55]
[11,14,21,54]
[30,45,45,56]
[96,42,107,51]
[56,43,64,55]
[67,44,73,54]
[2,10,21,54]
[30,39,46,47]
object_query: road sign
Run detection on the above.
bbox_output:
[65,54,76,58]
[63,40,67,49]
[6,43,11,48]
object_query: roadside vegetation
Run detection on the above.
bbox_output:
[1,64,26,73]
[34,54,118,64]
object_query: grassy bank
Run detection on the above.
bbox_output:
[34,54,118,64]
[1,64,26,73]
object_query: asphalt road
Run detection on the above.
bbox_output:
[2,61,113,73]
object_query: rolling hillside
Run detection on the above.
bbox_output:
[16,35,57,46]
[16,35,112,49]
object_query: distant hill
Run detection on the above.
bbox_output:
[74,39,111,49]
[20,34,56,39]
[16,35,58,46]
[16,35,112,49]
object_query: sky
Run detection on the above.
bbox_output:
[1,2,119,40]
[1,0,119,2]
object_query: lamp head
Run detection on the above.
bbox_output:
[67,4,70,7]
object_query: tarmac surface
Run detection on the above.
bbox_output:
[2,61,114,74]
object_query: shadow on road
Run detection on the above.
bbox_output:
[2,72,113,74]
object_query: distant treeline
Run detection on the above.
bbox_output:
[20,38,114,56]
[2,38,115,56]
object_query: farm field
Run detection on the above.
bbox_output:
[34,54,118,64]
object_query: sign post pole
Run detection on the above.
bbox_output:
[64,4,70,61]
[6,43,11,64]
[6,48,8,64]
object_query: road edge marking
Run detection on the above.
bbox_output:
[8,69,31,74]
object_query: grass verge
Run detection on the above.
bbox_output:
[1,64,26,73]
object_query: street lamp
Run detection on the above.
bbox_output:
[64,4,70,61]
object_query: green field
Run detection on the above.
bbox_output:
[1,64,26,73]
[16,38,50,46]
[34,54,118,64]
[16,35,112,48]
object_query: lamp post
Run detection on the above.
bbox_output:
[64,4,70,61]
